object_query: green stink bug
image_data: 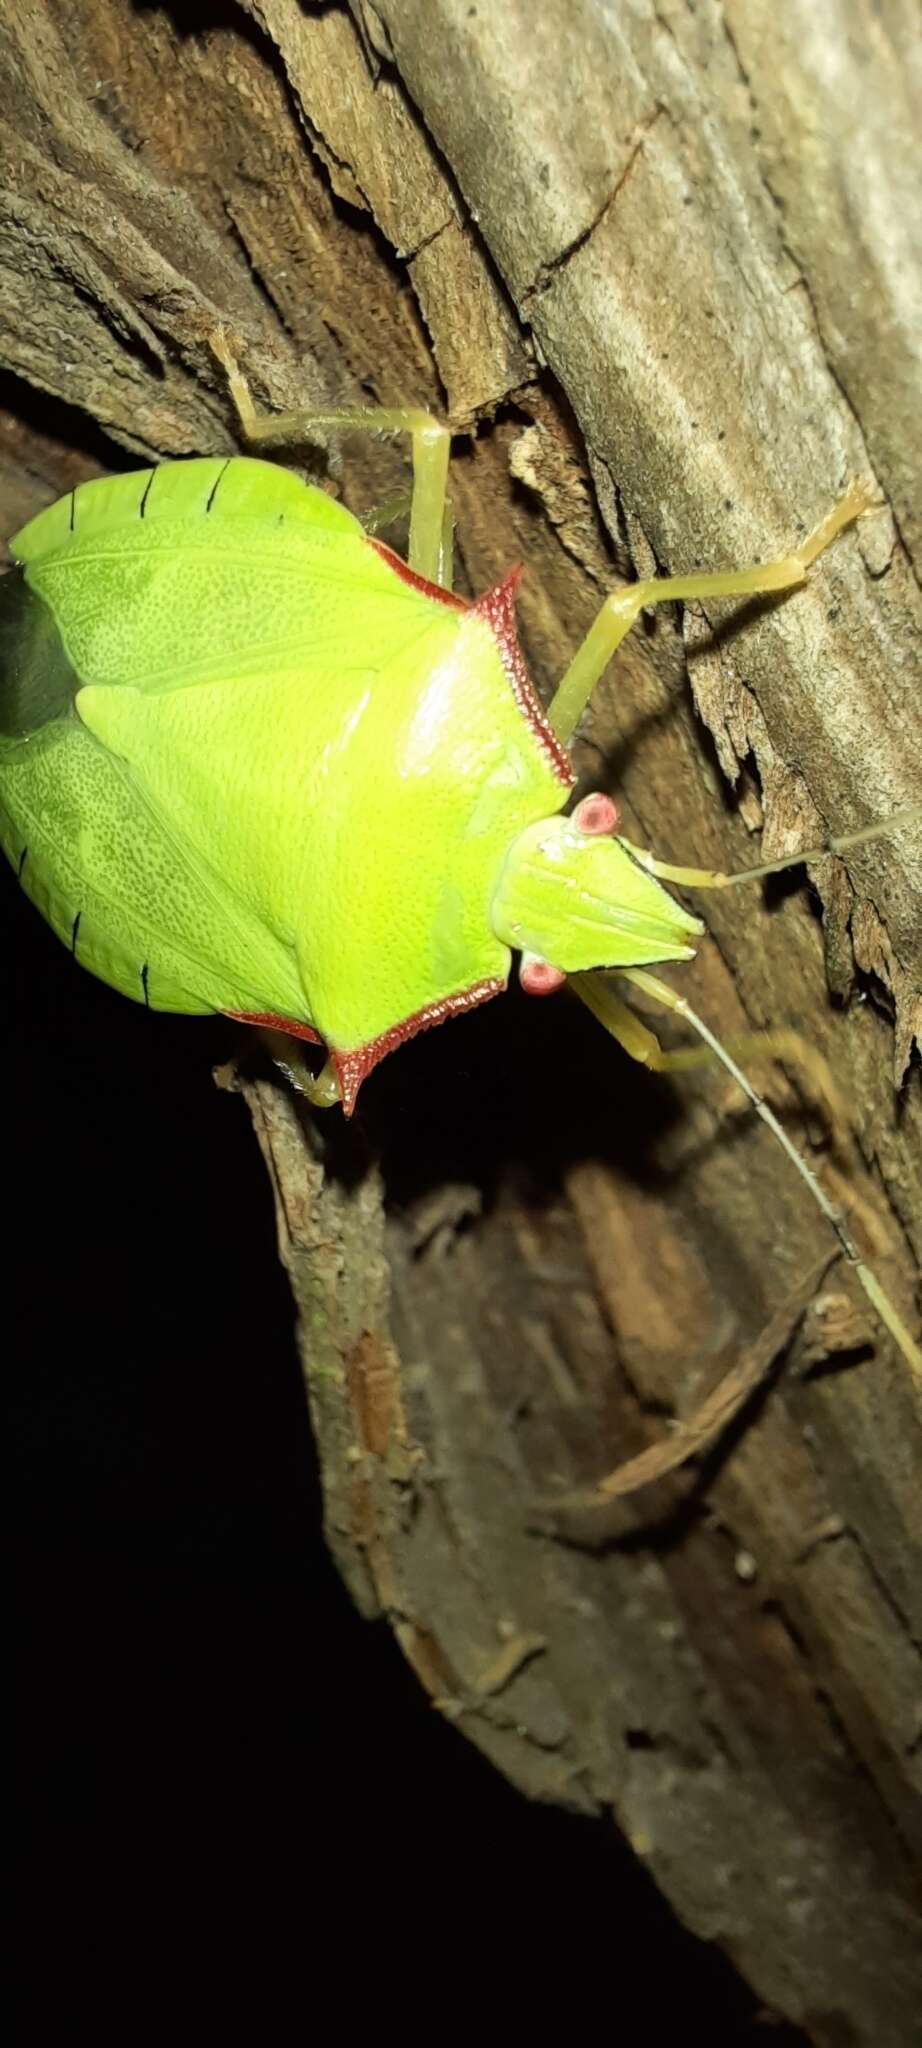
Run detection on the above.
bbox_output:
[1,333,919,1382]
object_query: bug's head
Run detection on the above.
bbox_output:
[490,794,703,987]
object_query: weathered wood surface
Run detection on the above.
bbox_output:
[2,4,920,2039]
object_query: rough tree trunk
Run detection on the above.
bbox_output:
[2,4,920,2040]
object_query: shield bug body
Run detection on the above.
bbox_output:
[1,338,918,1381]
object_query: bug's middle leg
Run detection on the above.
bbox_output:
[209,328,452,587]
[571,976,850,1152]
[574,969,922,1382]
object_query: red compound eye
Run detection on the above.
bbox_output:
[519,955,567,996]
[571,792,619,837]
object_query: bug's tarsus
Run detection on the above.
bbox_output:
[140,962,150,1008]
[138,472,155,519]
[17,845,27,879]
[289,1055,340,1110]
[793,478,883,567]
[256,1025,341,1109]
[70,910,81,959]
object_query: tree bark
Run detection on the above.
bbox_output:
[2,4,920,2039]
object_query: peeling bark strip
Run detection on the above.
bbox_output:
[543,1251,839,1509]
[2,2,921,2040]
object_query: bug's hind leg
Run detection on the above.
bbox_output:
[209,329,452,587]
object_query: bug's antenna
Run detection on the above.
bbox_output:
[717,808,922,888]
[622,806,922,894]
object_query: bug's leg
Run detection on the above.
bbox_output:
[277,1054,341,1110]
[362,491,454,589]
[574,969,922,1383]
[547,481,879,744]
[438,496,454,592]
[209,328,451,586]
[573,975,687,1071]
[258,1028,341,1109]
[571,978,841,1132]
[574,988,850,1153]
[608,805,921,1150]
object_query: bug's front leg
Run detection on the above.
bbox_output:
[209,328,452,587]
[546,482,880,744]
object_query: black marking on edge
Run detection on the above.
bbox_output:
[205,460,231,513]
[17,846,28,879]
[68,489,77,533]
[139,471,155,518]
[140,962,150,1007]
[71,910,82,958]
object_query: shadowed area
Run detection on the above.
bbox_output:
[8,863,800,2043]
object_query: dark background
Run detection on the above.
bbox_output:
[8,863,804,2039]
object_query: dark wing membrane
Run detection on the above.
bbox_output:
[0,569,79,738]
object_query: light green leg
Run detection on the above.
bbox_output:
[547,481,879,744]
[210,328,452,587]
[573,968,922,1384]
[257,1027,341,1108]
[570,979,849,1145]
[363,491,455,592]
